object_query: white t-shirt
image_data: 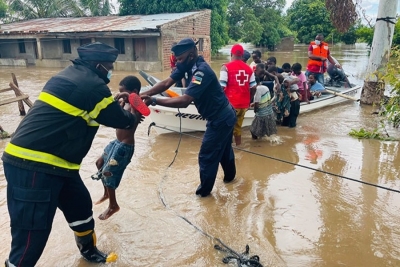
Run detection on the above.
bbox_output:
[254,85,270,104]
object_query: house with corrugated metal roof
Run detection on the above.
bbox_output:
[0,10,211,71]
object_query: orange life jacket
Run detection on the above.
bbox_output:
[307,41,329,69]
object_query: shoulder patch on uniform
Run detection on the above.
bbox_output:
[192,74,203,85]
[195,71,204,77]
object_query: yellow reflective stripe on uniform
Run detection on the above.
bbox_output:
[5,143,80,170]
[38,92,99,127]
[88,95,114,119]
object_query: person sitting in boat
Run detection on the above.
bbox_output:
[308,73,326,97]
[326,56,349,87]
[266,56,284,73]
[220,44,257,146]
[243,50,251,63]
[305,33,341,86]
[281,63,291,73]
[255,63,280,98]
[291,63,312,103]
[250,50,263,72]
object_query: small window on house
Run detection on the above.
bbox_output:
[18,39,26,53]
[114,38,125,54]
[80,39,91,46]
[198,38,204,52]
[63,39,71,54]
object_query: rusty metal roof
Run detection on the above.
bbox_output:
[0,11,200,34]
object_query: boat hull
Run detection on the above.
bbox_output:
[140,71,360,134]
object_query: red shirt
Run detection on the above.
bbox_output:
[170,54,177,69]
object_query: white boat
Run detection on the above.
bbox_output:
[139,71,361,134]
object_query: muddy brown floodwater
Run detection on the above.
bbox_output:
[1,43,400,266]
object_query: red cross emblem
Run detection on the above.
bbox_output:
[235,70,249,86]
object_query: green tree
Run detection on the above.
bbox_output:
[79,0,113,16]
[227,0,290,47]
[286,0,333,44]
[355,25,374,46]
[118,0,229,54]
[7,0,85,19]
[393,19,400,46]
[0,0,7,18]
[340,24,357,44]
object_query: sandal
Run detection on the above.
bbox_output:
[129,93,151,116]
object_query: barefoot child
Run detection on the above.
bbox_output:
[91,75,149,220]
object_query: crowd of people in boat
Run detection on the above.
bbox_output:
[168,34,350,144]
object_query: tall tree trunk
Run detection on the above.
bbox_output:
[360,0,398,105]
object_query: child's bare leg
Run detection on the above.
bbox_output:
[95,185,109,205]
[99,188,120,220]
[94,156,109,205]
[95,156,104,170]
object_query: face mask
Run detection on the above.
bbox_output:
[107,70,112,80]
[99,64,112,80]
[315,40,321,45]
[176,55,193,73]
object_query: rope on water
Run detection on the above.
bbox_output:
[147,113,264,267]
[147,123,400,194]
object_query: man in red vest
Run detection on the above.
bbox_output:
[220,44,257,146]
[305,33,341,86]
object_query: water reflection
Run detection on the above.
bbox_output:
[1,44,400,266]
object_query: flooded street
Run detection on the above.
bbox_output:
[1,43,400,266]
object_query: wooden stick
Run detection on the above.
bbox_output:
[0,95,29,106]
[11,73,26,115]
[0,88,13,93]
[325,89,360,101]
[9,81,33,108]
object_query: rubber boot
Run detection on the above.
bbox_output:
[234,135,241,146]
[74,230,117,263]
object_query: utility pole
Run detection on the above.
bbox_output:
[360,0,398,105]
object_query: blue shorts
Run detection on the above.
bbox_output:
[96,139,134,190]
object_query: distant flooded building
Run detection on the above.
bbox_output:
[0,10,211,71]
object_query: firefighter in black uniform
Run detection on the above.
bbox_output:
[2,42,139,266]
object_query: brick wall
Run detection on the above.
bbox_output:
[160,9,211,71]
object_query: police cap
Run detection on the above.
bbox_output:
[171,38,198,56]
[77,42,119,62]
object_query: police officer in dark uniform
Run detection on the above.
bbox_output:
[2,42,140,266]
[141,38,237,197]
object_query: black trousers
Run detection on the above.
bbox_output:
[289,99,300,127]
[4,162,94,266]
[196,108,237,196]
[282,99,300,128]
